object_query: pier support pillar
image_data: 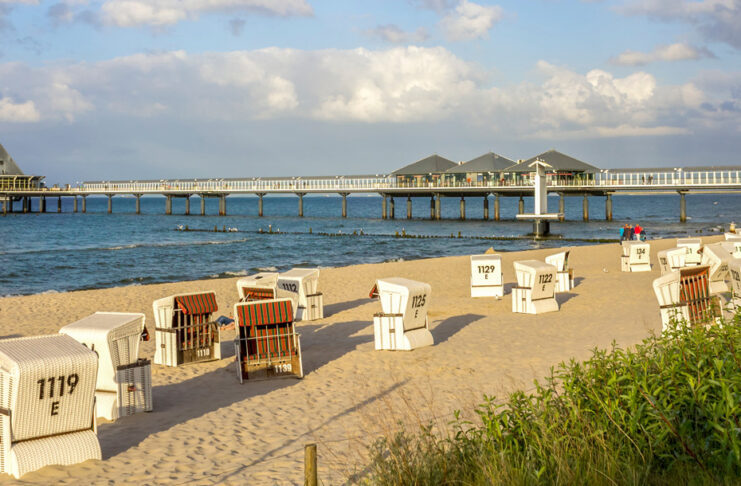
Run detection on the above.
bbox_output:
[73,196,78,213]
[107,195,112,214]
[57,197,62,213]
[9,198,13,213]
[582,194,589,222]
[494,194,500,221]
[219,195,227,216]
[40,196,46,213]
[559,193,565,221]
[184,196,190,216]
[679,192,687,223]
[407,197,412,219]
[135,194,141,215]
[81,196,86,213]
[341,193,347,218]
[605,194,612,221]
[200,195,206,216]
[435,194,441,220]
[297,193,304,217]
[382,195,387,219]
[389,197,395,219]
[2,199,6,216]
[23,197,28,213]
[430,196,435,219]
[518,196,524,215]
[460,197,465,220]
[483,195,489,220]
[165,195,172,215]
[258,194,264,217]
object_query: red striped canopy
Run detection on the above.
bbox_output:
[236,299,293,327]
[175,292,218,315]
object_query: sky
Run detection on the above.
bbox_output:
[0,0,740,183]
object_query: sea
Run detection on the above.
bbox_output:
[1,193,737,296]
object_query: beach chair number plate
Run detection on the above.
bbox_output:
[280,283,298,293]
[36,373,80,415]
[538,274,553,284]
[477,265,498,278]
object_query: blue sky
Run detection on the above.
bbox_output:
[1,0,740,183]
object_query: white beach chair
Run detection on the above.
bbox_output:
[653,265,720,332]
[657,247,688,275]
[728,259,741,312]
[677,238,702,266]
[59,312,153,421]
[369,278,433,351]
[153,291,221,367]
[720,237,741,259]
[0,335,100,478]
[620,241,651,272]
[700,243,732,295]
[545,250,574,292]
[512,260,559,314]
[277,268,324,321]
[236,272,279,302]
[233,298,303,382]
[470,254,503,298]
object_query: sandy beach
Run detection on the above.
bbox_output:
[0,234,724,485]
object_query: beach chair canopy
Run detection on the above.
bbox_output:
[721,238,741,259]
[237,272,278,300]
[236,298,293,327]
[514,260,557,300]
[470,254,503,287]
[729,260,741,297]
[677,238,702,263]
[371,278,431,331]
[545,251,569,271]
[277,268,320,307]
[701,243,732,284]
[175,292,218,315]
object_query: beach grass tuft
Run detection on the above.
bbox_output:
[361,314,741,485]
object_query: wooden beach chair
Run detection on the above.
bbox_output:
[620,241,651,272]
[653,265,720,332]
[153,291,221,367]
[720,237,741,259]
[277,268,324,321]
[236,272,279,302]
[700,243,732,295]
[545,250,574,291]
[657,247,688,275]
[59,312,153,421]
[677,238,702,266]
[0,335,101,478]
[233,298,303,382]
[470,253,503,298]
[370,278,433,351]
[512,260,559,314]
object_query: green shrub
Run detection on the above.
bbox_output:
[362,317,741,485]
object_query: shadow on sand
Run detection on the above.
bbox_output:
[323,298,373,317]
[431,314,485,344]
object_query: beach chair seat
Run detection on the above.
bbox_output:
[653,265,721,332]
[277,268,324,321]
[59,312,153,420]
[153,291,221,367]
[545,250,574,291]
[370,278,433,351]
[236,272,278,302]
[0,335,100,478]
[512,260,559,314]
[470,254,503,298]
[620,241,651,272]
[677,238,702,266]
[233,298,303,382]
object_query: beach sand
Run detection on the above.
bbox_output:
[0,235,724,484]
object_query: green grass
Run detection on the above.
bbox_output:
[361,316,741,485]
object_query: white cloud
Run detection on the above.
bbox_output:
[367,24,429,44]
[612,43,715,65]
[101,0,313,27]
[0,97,40,122]
[440,0,503,41]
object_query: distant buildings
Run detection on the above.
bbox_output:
[0,143,44,190]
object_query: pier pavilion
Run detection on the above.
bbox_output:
[443,152,515,186]
[393,154,456,188]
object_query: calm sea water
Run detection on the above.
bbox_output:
[1,193,737,296]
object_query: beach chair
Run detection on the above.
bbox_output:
[0,335,100,478]
[369,278,433,351]
[512,260,559,314]
[700,243,732,295]
[677,238,702,266]
[59,312,153,421]
[470,254,503,298]
[720,237,741,259]
[657,247,688,275]
[728,259,741,312]
[277,268,324,321]
[545,250,574,291]
[153,291,221,367]
[233,298,303,382]
[236,272,279,302]
[621,241,651,272]
[653,265,720,332]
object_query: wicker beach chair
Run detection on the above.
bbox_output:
[233,298,303,382]
[370,278,433,351]
[277,268,324,321]
[653,265,721,332]
[59,312,153,420]
[512,260,559,314]
[153,291,221,367]
[470,254,503,298]
[545,250,574,292]
[236,272,279,302]
[620,241,651,272]
[0,335,101,478]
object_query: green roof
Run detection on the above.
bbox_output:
[507,150,599,173]
[446,152,515,174]
[393,154,457,175]
[0,143,23,176]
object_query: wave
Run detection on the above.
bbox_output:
[208,270,249,278]
[1,237,250,256]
